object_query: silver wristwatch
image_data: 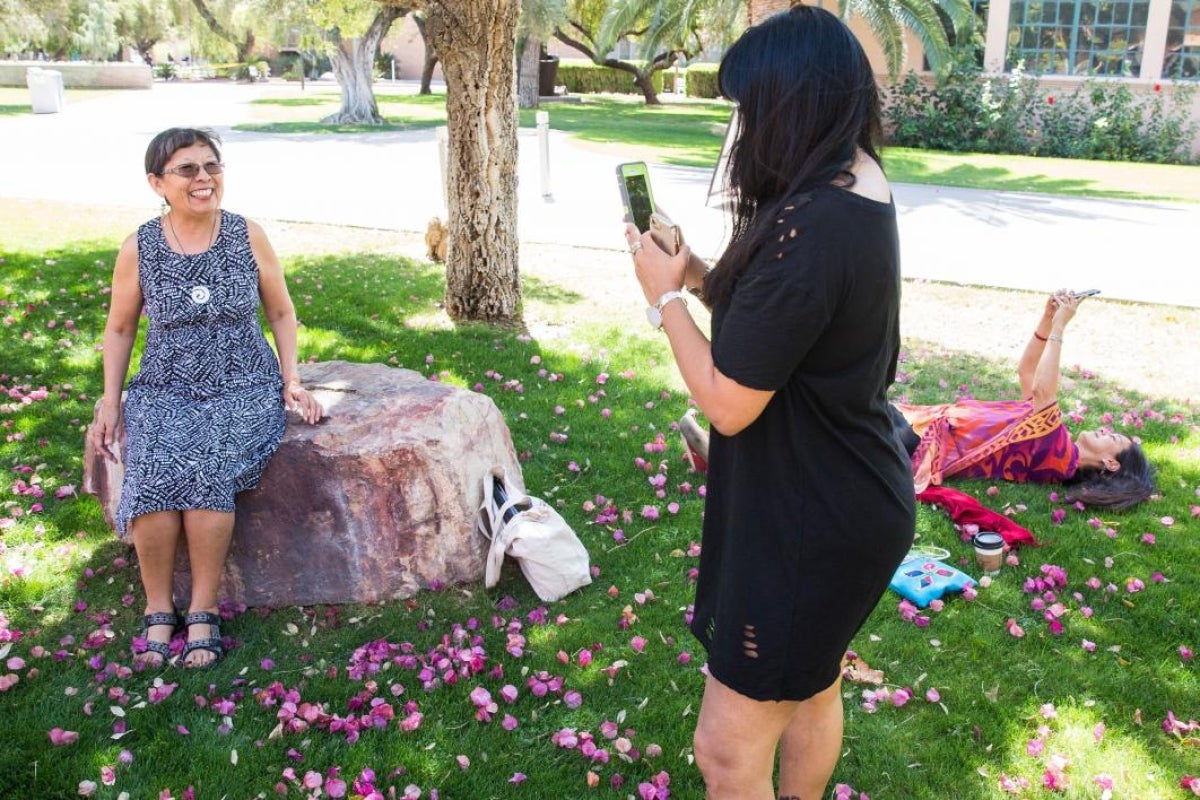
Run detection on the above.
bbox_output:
[646,289,687,329]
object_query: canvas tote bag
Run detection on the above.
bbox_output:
[477,467,592,602]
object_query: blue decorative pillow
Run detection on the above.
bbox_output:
[889,558,976,608]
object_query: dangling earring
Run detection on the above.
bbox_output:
[160,196,170,216]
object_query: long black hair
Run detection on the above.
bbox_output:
[705,5,884,307]
[1063,441,1156,511]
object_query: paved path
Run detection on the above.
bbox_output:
[2,80,1196,307]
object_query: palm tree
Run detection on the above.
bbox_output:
[517,0,569,108]
[557,0,743,104]
[747,0,972,77]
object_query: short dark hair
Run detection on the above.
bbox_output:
[145,127,222,176]
[1063,441,1156,511]
[706,5,884,306]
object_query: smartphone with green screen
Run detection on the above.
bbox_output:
[616,161,655,232]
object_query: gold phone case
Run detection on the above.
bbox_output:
[649,212,683,256]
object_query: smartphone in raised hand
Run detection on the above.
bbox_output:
[1073,289,1101,299]
[616,161,682,255]
[616,161,656,232]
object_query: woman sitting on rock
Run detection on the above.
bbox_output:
[92,127,324,668]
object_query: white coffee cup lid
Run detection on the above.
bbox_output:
[973,532,1004,549]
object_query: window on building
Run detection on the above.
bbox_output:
[1165,0,1200,78]
[1007,0,1150,75]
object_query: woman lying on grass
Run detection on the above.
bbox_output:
[890,289,1156,511]
[683,290,1155,515]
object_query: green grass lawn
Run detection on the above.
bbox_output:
[0,200,1197,799]
[235,91,451,133]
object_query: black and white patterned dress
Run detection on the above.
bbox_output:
[115,211,285,535]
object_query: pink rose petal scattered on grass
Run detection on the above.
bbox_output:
[49,728,78,745]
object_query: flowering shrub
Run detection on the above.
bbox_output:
[885,52,1199,164]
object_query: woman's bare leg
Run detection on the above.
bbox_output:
[130,510,183,665]
[180,509,235,667]
[693,673,799,800]
[776,677,845,800]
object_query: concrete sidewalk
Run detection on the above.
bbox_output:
[2,80,1196,307]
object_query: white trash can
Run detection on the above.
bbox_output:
[27,68,66,114]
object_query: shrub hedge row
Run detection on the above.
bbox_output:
[555,58,722,98]
[885,54,1199,165]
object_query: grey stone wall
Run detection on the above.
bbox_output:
[0,61,152,89]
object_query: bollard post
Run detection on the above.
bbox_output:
[436,125,449,213]
[536,110,551,199]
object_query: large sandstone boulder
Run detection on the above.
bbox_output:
[83,361,524,607]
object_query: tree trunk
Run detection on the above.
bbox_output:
[633,69,661,105]
[237,30,255,64]
[420,50,440,94]
[517,36,541,109]
[413,13,439,95]
[323,6,405,125]
[423,0,522,325]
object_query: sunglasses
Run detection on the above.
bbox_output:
[161,162,225,179]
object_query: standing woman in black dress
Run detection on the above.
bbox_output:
[625,8,915,798]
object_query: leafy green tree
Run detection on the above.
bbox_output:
[74,0,120,59]
[178,0,259,62]
[748,0,972,78]
[842,0,971,76]
[308,0,413,124]
[555,0,741,104]
[116,0,173,62]
[0,0,48,54]
[0,0,78,58]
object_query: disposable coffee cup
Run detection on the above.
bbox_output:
[973,532,1004,572]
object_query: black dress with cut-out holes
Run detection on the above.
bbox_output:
[691,186,915,702]
[115,211,285,535]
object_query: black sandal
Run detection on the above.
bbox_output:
[181,610,225,668]
[134,611,180,666]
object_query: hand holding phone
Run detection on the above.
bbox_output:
[1072,289,1101,299]
[617,161,684,256]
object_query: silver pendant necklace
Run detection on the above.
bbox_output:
[167,212,219,305]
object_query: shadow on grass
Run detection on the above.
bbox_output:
[885,153,1152,201]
